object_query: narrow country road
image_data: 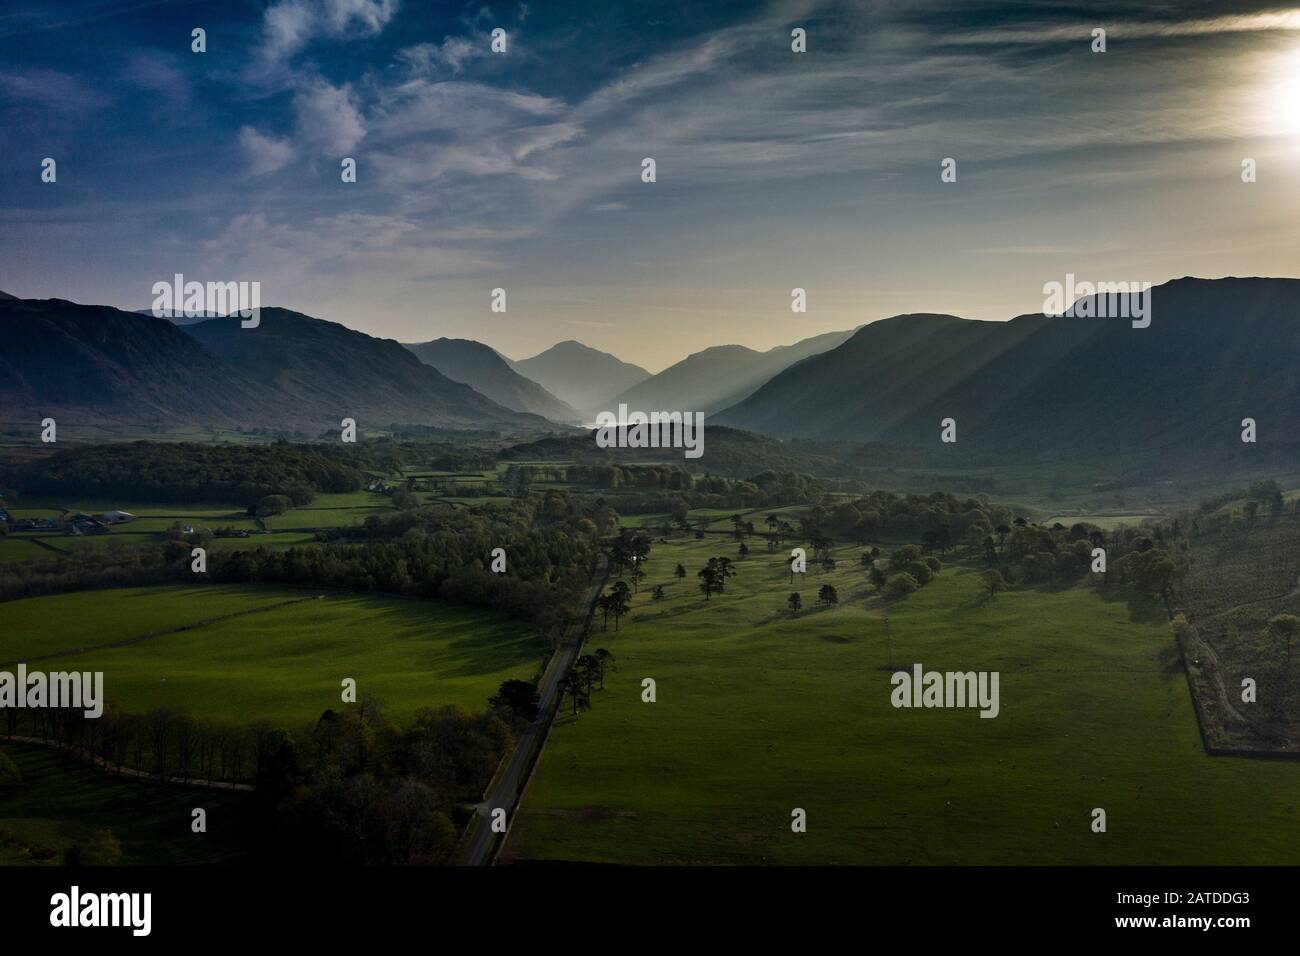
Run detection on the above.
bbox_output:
[461,554,609,866]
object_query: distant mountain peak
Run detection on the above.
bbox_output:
[514,341,651,418]
[404,337,579,423]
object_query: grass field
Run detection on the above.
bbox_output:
[0,492,396,560]
[0,538,52,563]
[3,585,312,662]
[0,742,252,865]
[1043,512,1163,531]
[5,585,543,725]
[505,532,1300,865]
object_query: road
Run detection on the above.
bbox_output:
[461,554,609,865]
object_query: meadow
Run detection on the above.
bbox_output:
[505,527,1300,865]
[0,742,252,866]
[5,585,543,725]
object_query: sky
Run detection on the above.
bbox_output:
[2,0,1300,371]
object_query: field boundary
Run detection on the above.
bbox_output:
[0,594,322,666]
[1,734,255,791]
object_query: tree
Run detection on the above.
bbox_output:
[818,584,838,605]
[560,672,590,716]
[576,654,601,696]
[884,573,919,600]
[652,584,666,601]
[738,542,750,559]
[788,592,802,613]
[255,494,292,518]
[489,679,540,723]
[607,582,632,630]
[698,564,722,601]
[980,568,1005,598]
[674,564,686,581]
[593,648,616,689]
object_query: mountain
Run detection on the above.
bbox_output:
[404,338,579,423]
[608,328,856,416]
[138,308,224,326]
[183,309,548,431]
[0,297,283,425]
[713,278,1300,460]
[513,341,651,418]
[0,290,17,300]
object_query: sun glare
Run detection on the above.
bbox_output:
[1272,46,1300,135]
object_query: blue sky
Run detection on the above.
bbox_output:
[3,0,1300,370]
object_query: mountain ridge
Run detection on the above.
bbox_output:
[713,278,1300,459]
[608,328,857,415]
[404,337,579,422]
[513,340,652,418]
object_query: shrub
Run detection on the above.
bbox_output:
[906,560,933,585]
[884,573,920,600]
[889,545,922,570]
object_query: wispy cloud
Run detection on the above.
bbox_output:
[0,68,111,112]
[238,127,296,176]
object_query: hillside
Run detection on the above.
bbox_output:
[608,328,855,415]
[404,337,579,423]
[184,309,549,432]
[0,297,283,426]
[513,340,651,418]
[714,278,1300,461]
[0,296,553,434]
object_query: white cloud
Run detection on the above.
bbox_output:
[251,0,400,79]
[396,37,485,76]
[294,78,366,152]
[0,68,111,112]
[323,0,400,34]
[238,126,295,176]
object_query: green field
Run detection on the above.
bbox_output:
[4,585,312,662]
[506,533,1300,864]
[0,742,252,865]
[1043,512,1163,531]
[6,585,543,725]
[0,538,52,563]
[0,492,400,562]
